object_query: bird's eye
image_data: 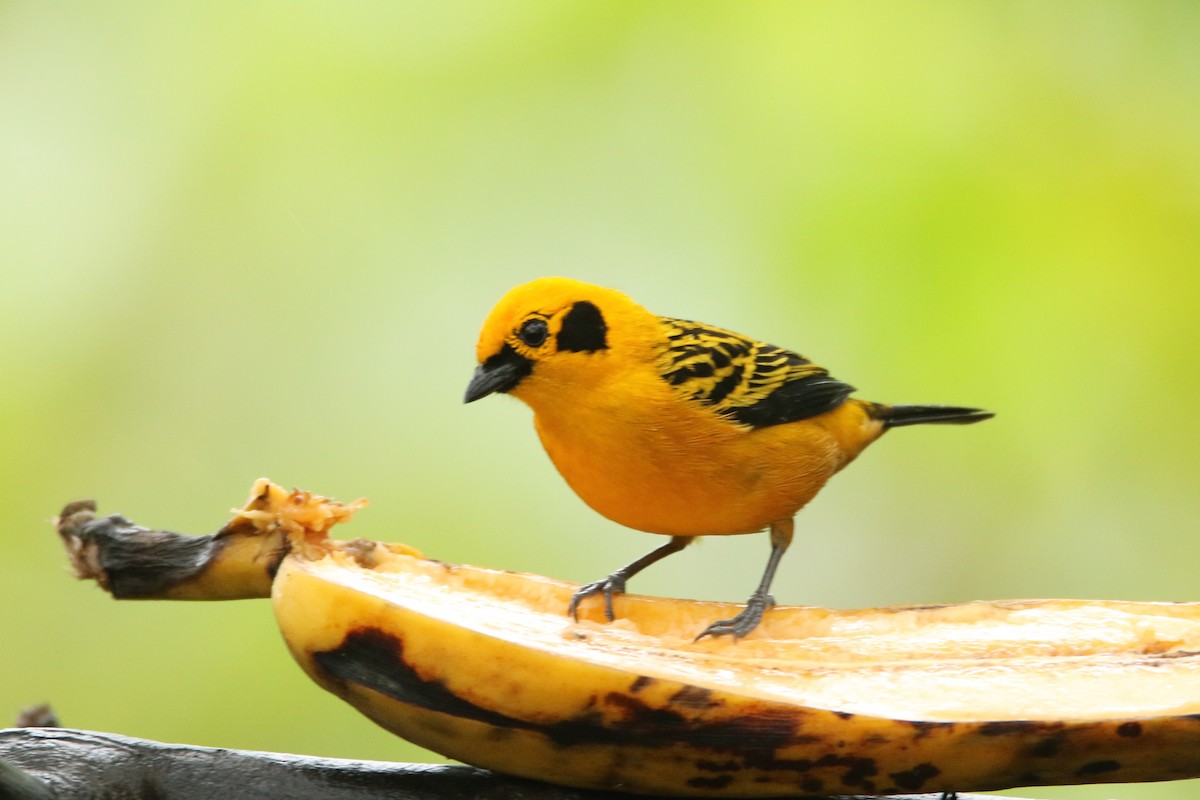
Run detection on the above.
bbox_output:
[517,318,549,348]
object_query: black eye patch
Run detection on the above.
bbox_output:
[518,317,549,348]
[556,301,608,353]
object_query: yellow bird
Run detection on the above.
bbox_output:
[465,277,992,639]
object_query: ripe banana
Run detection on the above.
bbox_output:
[58,480,1200,797]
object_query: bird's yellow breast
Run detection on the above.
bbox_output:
[516,349,882,537]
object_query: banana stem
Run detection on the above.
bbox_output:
[0,728,1040,800]
[52,477,364,601]
[54,498,282,600]
[55,481,366,601]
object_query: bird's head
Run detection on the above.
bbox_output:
[465,277,650,406]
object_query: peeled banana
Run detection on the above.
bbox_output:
[57,480,1200,796]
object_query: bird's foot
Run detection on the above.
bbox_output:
[568,574,627,621]
[695,592,776,641]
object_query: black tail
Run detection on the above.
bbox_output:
[877,404,994,429]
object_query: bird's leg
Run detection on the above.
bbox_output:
[696,518,794,640]
[569,536,692,622]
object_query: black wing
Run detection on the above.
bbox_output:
[657,318,855,429]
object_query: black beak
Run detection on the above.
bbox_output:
[464,345,532,403]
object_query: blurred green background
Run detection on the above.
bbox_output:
[2,3,1198,799]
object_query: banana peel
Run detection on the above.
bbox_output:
[56,480,1200,796]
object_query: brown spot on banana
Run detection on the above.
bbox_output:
[312,628,529,734]
[628,675,655,693]
[311,625,808,752]
[686,774,734,790]
[1117,721,1143,738]
[888,761,940,791]
[1076,759,1121,775]
[670,685,721,710]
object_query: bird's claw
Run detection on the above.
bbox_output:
[695,593,776,641]
[569,575,628,621]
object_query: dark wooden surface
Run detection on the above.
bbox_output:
[0,727,1029,800]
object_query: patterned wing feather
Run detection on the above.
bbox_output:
[657,318,855,428]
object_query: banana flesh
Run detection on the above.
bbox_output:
[58,481,1200,796]
[272,542,1200,796]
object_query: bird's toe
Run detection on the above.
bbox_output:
[568,575,628,621]
[695,593,776,640]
